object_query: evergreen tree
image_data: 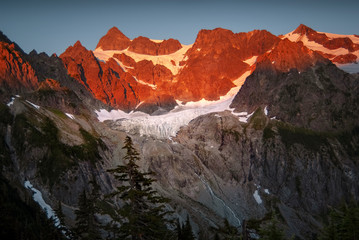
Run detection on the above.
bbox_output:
[258,212,285,240]
[213,219,240,240]
[73,189,102,240]
[181,215,196,240]
[319,202,359,240]
[107,136,173,240]
[175,219,182,240]
[54,200,73,238]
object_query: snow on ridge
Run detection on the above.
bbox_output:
[283,32,359,61]
[319,32,359,45]
[93,44,192,75]
[24,180,60,226]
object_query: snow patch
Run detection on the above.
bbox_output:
[94,44,192,75]
[65,113,75,120]
[232,111,254,123]
[253,190,262,204]
[26,100,40,109]
[243,56,258,66]
[136,79,157,90]
[24,180,60,226]
[264,106,268,116]
[150,39,164,43]
[264,189,270,194]
[7,97,15,107]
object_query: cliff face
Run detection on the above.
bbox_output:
[0,40,38,99]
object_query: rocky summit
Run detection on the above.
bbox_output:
[0,24,359,239]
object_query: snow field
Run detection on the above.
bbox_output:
[95,71,253,138]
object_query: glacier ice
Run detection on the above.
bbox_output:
[95,71,253,138]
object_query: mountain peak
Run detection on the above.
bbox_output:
[106,27,129,39]
[293,24,316,35]
[74,40,83,47]
[96,27,131,51]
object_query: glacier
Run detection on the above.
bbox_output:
[95,71,254,138]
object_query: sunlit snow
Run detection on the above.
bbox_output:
[243,55,258,66]
[94,44,192,75]
[24,180,60,226]
[96,71,253,138]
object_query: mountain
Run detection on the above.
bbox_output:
[0,25,359,239]
[283,24,359,64]
[61,25,359,113]
[61,28,281,112]
[0,31,38,100]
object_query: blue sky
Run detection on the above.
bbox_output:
[1,0,358,55]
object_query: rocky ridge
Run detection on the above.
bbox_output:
[284,24,359,64]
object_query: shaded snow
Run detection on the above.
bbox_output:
[253,190,262,204]
[24,180,60,226]
[26,100,40,109]
[7,97,15,107]
[95,71,252,138]
[264,106,268,116]
[65,113,75,120]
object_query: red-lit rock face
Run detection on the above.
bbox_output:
[97,28,182,56]
[173,28,280,102]
[96,27,131,51]
[332,54,358,64]
[60,40,178,112]
[256,39,327,72]
[0,42,38,91]
[158,39,182,55]
[128,37,182,56]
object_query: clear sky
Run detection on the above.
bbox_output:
[1,0,358,55]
